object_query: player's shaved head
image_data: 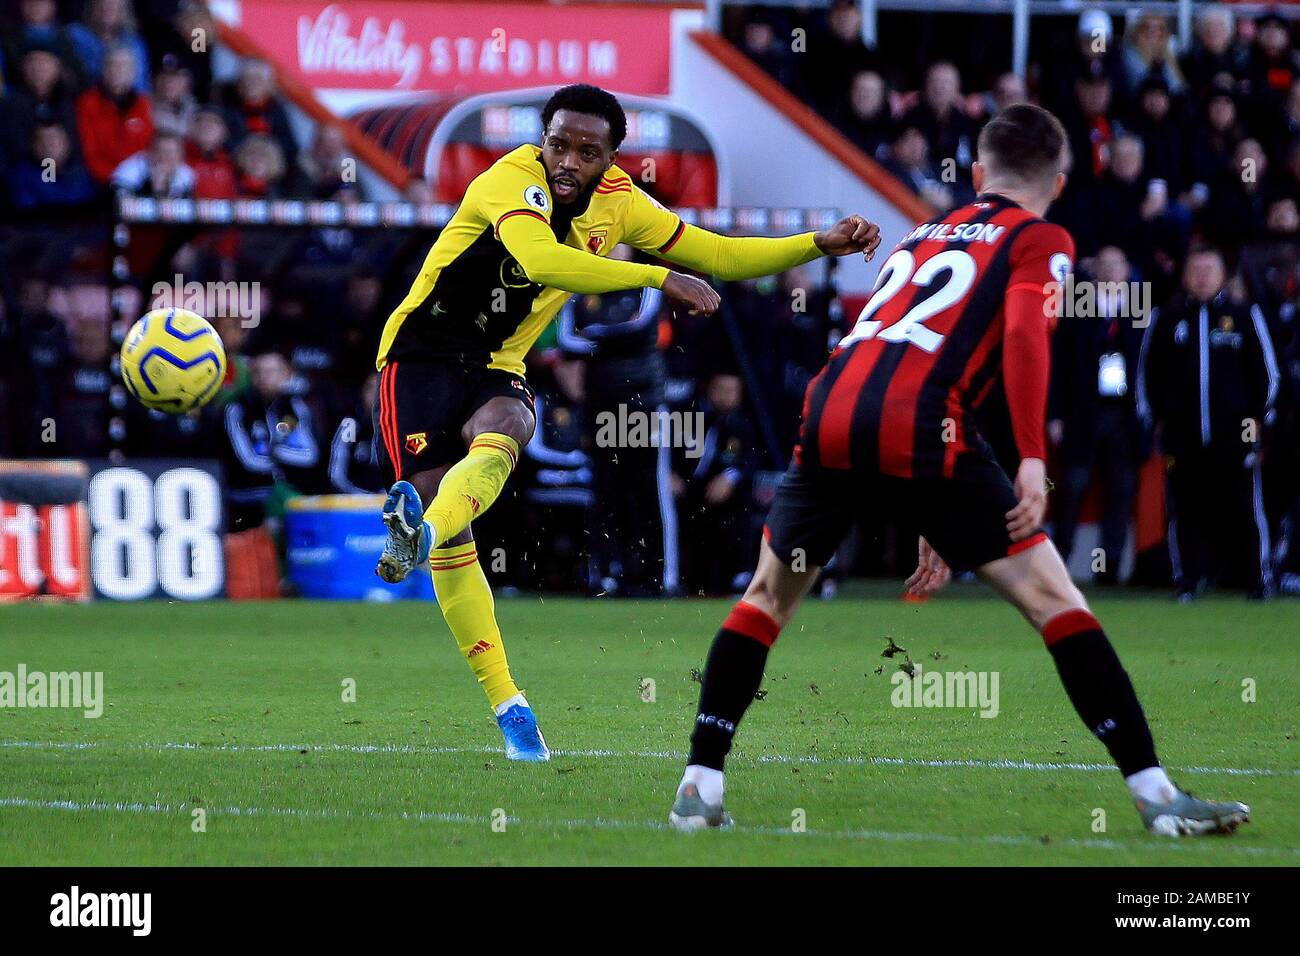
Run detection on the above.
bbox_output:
[973,103,1069,214]
[978,104,1067,184]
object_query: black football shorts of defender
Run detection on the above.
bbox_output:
[373,361,536,485]
[764,441,1040,575]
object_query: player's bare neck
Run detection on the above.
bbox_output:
[979,185,1049,218]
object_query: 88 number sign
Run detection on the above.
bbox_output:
[88,464,224,600]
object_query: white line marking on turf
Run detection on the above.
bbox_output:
[1,794,1295,858]
[2,739,1296,778]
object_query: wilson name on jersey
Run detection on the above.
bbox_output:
[800,194,1074,479]
[375,145,681,377]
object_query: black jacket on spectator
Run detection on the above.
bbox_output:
[1197,174,1271,254]
[558,287,666,408]
[1185,123,1241,195]
[1127,109,1188,193]
[1090,173,1153,259]
[327,401,382,495]
[1138,291,1280,459]
[899,102,976,173]
[1179,43,1249,104]
[220,388,322,529]
[1051,306,1150,466]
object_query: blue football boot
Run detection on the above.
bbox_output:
[496,702,551,762]
[376,480,432,582]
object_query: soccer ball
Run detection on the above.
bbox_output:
[119,308,228,414]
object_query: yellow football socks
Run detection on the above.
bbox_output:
[423,433,520,546]
[429,542,520,709]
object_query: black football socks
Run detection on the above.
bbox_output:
[1042,609,1160,777]
[687,601,781,771]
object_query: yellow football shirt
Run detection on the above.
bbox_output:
[377,143,823,377]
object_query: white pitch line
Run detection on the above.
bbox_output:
[1,739,1296,778]
[1,794,1295,858]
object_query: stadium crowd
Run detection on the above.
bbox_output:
[0,1,1297,599]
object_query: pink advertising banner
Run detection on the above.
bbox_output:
[235,1,676,94]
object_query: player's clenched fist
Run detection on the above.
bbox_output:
[662,271,721,315]
[814,215,883,261]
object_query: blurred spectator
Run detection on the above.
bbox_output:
[233,133,287,198]
[335,265,386,384]
[185,107,237,198]
[1243,14,1300,133]
[1127,75,1185,194]
[1179,6,1247,100]
[807,0,876,110]
[151,55,196,138]
[220,348,322,532]
[975,71,1028,123]
[900,62,976,176]
[1091,135,1186,285]
[296,124,354,198]
[8,121,96,209]
[75,43,153,183]
[221,59,298,169]
[144,2,216,101]
[1276,139,1300,207]
[327,372,382,494]
[295,184,361,266]
[1185,83,1244,207]
[11,273,69,455]
[48,318,115,457]
[562,264,675,596]
[739,16,803,99]
[67,0,150,92]
[1267,78,1300,162]
[882,122,957,212]
[1198,138,1271,253]
[2,0,81,86]
[674,371,759,595]
[212,313,252,406]
[832,70,893,160]
[1042,8,1128,120]
[110,131,195,197]
[1121,14,1185,98]
[1138,248,1280,598]
[1067,69,1121,186]
[517,357,594,590]
[1264,196,1299,241]
[1049,246,1149,583]
[0,44,79,169]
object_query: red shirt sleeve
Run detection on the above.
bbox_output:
[1003,221,1075,462]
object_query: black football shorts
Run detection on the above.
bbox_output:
[763,451,1047,574]
[374,359,535,485]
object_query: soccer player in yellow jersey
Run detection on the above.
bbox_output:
[372,84,882,760]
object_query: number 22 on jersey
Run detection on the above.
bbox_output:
[839,249,977,353]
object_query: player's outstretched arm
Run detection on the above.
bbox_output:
[657,215,881,282]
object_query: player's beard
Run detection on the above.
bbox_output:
[550,173,597,211]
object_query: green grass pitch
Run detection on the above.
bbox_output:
[0,590,1295,866]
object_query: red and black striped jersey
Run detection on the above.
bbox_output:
[800,193,1074,479]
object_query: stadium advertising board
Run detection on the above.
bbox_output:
[1,460,225,602]
[84,460,225,601]
[233,0,675,94]
[0,461,91,602]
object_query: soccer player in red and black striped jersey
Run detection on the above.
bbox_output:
[669,104,1251,837]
